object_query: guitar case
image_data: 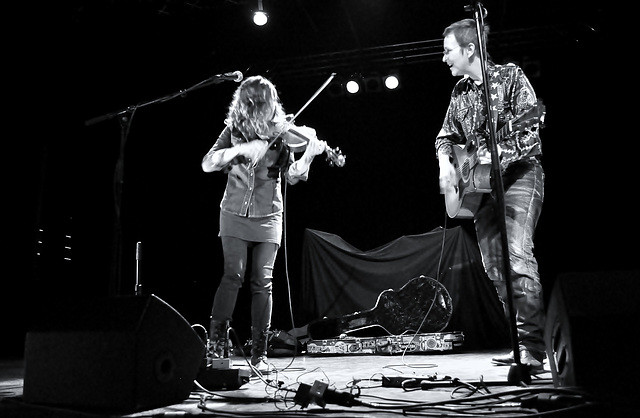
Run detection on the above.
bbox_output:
[307,275,453,340]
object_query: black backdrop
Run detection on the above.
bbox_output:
[299,227,510,350]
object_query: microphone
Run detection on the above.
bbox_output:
[214,71,243,82]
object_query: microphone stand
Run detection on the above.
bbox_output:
[465,2,532,385]
[85,74,239,296]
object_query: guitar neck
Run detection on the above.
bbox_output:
[492,103,545,142]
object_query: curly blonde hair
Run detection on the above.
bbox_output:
[224,75,286,140]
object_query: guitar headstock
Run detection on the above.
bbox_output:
[537,102,546,128]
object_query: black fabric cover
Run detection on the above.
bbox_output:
[300,226,510,350]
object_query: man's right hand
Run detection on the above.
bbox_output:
[438,156,457,193]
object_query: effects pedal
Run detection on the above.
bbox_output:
[195,362,251,391]
[209,358,232,369]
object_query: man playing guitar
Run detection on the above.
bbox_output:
[434,18,546,372]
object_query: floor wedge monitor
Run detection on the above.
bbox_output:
[24,294,205,413]
[545,270,639,403]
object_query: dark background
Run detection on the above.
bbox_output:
[6,0,634,356]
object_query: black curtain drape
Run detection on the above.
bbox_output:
[299,226,510,350]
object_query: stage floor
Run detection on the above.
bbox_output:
[0,348,629,417]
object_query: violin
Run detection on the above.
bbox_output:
[268,123,346,168]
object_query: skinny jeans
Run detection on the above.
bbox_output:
[210,236,277,333]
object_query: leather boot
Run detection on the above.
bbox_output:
[492,348,544,373]
[208,319,230,365]
[250,327,270,375]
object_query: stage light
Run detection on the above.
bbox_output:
[253,11,267,26]
[253,0,268,26]
[345,78,360,94]
[364,75,382,93]
[383,74,400,90]
[345,80,360,94]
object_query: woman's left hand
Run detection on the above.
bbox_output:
[304,135,327,158]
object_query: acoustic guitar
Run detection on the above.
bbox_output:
[443,101,546,219]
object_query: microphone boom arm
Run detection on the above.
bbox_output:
[85,70,243,126]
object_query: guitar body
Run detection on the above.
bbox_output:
[444,142,492,219]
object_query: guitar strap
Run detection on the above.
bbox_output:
[487,66,502,138]
[486,66,543,161]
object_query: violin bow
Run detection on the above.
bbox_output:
[289,72,336,124]
[267,72,336,148]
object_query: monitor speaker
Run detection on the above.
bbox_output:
[545,270,639,402]
[23,294,205,413]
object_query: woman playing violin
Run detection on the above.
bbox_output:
[201,75,326,375]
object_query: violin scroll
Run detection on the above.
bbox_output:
[325,146,346,167]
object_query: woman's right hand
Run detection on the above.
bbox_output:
[237,139,269,163]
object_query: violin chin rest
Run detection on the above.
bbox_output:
[287,142,307,152]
